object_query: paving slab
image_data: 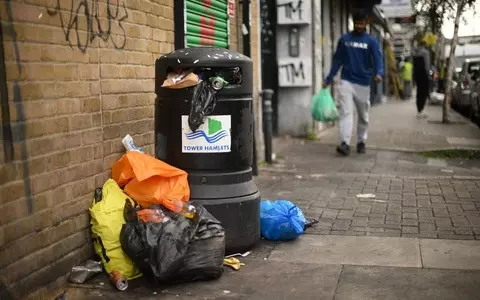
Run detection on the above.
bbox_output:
[335,265,480,300]
[315,99,480,151]
[420,239,480,270]
[268,235,421,268]
[257,139,480,241]
[64,259,342,300]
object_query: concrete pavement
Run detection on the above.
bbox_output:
[62,99,480,299]
[64,235,480,300]
[258,99,480,240]
[316,99,480,151]
[258,152,480,240]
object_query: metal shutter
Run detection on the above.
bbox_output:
[185,0,230,48]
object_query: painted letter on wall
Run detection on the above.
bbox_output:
[278,58,312,87]
[276,0,311,25]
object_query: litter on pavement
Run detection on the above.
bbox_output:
[79,134,226,291]
[260,200,308,241]
[74,133,313,292]
[69,260,103,284]
[90,179,142,289]
[225,251,251,258]
[356,193,376,199]
[111,151,190,209]
[121,204,225,284]
[223,257,245,270]
[429,92,445,105]
[122,134,144,153]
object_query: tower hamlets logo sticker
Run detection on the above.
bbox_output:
[185,118,229,144]
[181,115,231,153]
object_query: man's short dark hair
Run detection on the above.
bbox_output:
[352,9,368,22]
[419,40,427,47]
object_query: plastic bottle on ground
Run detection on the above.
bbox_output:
[137,208,170,223]
[122,134,144,153]
[164,199,197,219]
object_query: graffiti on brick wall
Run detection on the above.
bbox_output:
[279,61,305,83]
[46,0,128,53]
[2,0,34,214]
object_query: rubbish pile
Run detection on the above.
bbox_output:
[69,132,315,290]
[67,135,228,291]
[67,61,313,290]
[67,59,254,292]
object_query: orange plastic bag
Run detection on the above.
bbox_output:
[112,151,190,208]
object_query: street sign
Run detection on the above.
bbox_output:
[379,0,414,18]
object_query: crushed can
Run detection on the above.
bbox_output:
[209,76,228,90]
[109,270,128,291]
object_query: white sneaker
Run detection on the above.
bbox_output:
[417,112,428,119]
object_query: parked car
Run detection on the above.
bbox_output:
[452,58,480,110]
[449,68,461,91]
[469,69,480,122]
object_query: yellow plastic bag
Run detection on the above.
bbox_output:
[90,179,142,280]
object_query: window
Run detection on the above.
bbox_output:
[184,0,230,48]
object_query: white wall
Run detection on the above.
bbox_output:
[276,0,314,136]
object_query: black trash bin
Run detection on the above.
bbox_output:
[154,48,260,254]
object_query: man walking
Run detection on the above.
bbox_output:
[322,9,384,156]
[402,57,413,99]
[413,40,430,118]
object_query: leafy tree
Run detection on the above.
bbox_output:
[414,0,478,123]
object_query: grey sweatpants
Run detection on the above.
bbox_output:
[338,80,371,145]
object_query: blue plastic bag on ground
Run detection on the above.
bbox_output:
[260,200,307,241]
[312,88,339,122]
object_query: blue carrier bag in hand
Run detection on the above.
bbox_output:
[260,200,307,241]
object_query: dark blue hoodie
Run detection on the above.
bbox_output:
[325,31,384,87]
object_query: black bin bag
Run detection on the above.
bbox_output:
[120,203,225,284]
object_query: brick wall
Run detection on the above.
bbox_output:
[0,0,172,298]
[0,0,261,299]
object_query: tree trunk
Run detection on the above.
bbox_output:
[443,0,466,123]
[434,5,446,70]
[430,8,437,64]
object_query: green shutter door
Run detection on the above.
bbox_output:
[185,0,230,48]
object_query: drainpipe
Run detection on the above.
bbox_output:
[242,0,257,176]
[261,89,274,164]
[0,21,13,162]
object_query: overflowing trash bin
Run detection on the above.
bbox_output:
[154,48,261,253]
[70,48,265,293]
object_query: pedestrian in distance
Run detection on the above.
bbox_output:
[413,40,431,118]
[322,9,384,156]
[402,57,413,100]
